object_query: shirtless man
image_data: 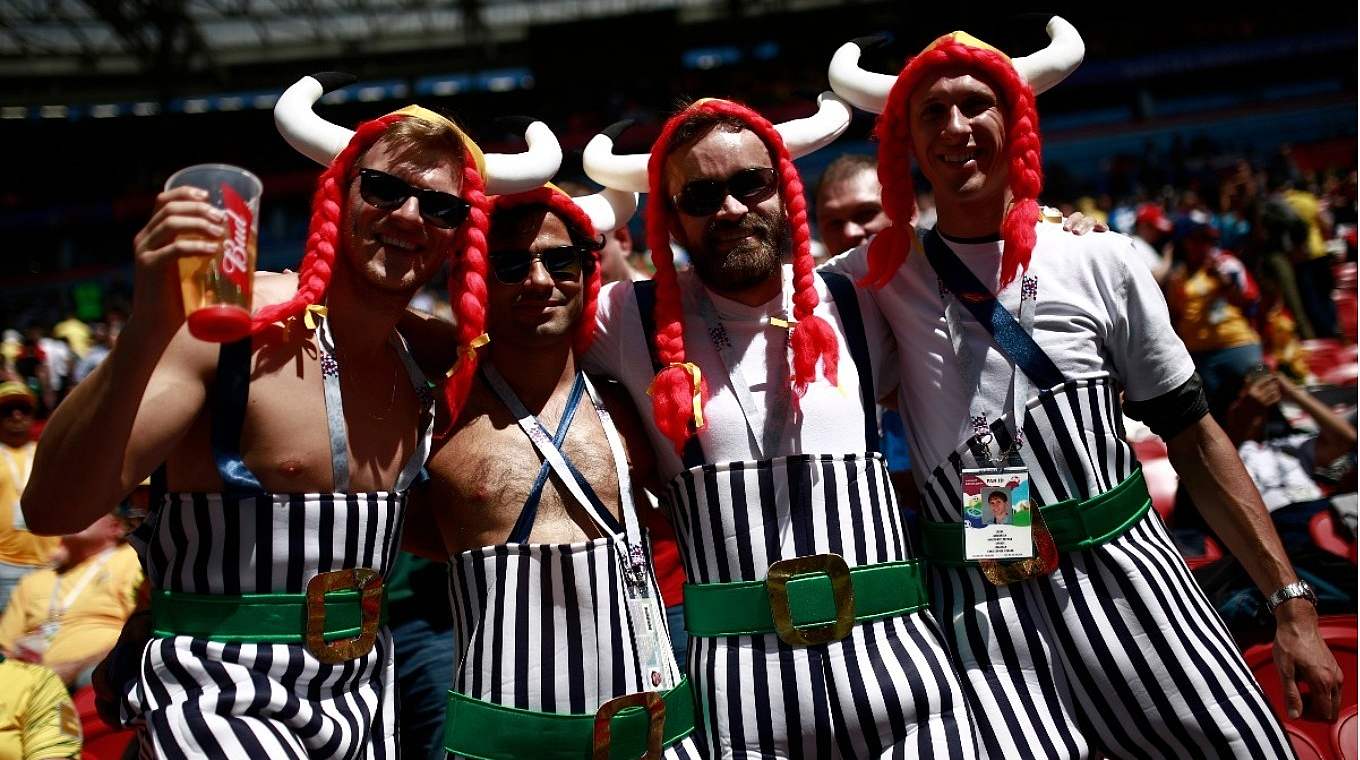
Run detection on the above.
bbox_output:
[411,185,700,759]
[21,74,558,758]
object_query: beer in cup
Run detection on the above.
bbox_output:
[164,164,262,343]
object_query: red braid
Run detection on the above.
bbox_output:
[441,148,492,430]
[645,99,838,451]
[864,37,1044,291]
[252,114,404,332]
[486,187,603,356]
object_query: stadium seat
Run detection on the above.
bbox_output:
[70,685,135,760]
[1183,535,1223,570]
[1242,615,1358,760]
[1309,509,1359,563]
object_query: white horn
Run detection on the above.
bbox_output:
[775,91,852,158]
[582,121,651,194]
[828,39,895,114]
[483,120,564,195]
[1012,16,1085,95]
[573,187,637,233]
[274,73,357,166]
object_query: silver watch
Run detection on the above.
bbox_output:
[1266,581,1317,613]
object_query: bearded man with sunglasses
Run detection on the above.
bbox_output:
[581,97,977,758]
[23,74,560,758]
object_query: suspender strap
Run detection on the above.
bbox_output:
[506,373,586,544]
[443,678,696,760]
[633,280,705,469]
[210,337,265,495]
[817,270,880,453]
[921,468,1152,566]
[922,230,1065,391]
[683,559,928,641]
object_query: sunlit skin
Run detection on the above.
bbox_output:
[817,169,889,256]
[909,70,1008,239]
[665,128,785,306]
[343,141,462,295]
[486,210,584,349]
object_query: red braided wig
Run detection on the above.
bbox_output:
[863,37,1043,291]
[487,186,603,357]
[646,99,839,453]
[441,152,492,429]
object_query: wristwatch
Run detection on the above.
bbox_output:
[1266,581,1318,613]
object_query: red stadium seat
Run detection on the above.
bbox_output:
[1242,615,1358,760]
[1183,535,1223,570]
[71,685,135,760]
[1309,509,1359,563]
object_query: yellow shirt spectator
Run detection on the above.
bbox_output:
[1283,189,1327,260]
[0,655,82,760]
[48,320,90,361]
[0,442,60,570]
[0,544,141,672]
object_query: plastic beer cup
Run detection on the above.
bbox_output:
[164,164,262,343]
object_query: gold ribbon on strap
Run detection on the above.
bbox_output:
[303,304,329,331]
[445,333,491,378]
[768,317,797,330]
[647,361,705,429]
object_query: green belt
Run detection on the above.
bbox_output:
[150,587,387,644]
[443,678,695,760]
[683,558,928,643]
[922,468,1152,567]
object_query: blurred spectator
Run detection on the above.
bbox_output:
[1224,370,1357,510]
[0,514,141,688]
[0,382,59,610]
[1165,210,1263,416]
[0,654,81,759]
[1282,179,1339,339]
[1131,202,1174,284]
[70,323,112,386]
[814,154,888,258]
[49,314,90,361]
[1,331,20,378]
[1258,172,1317,340]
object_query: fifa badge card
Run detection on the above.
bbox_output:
[962,466,1033,560]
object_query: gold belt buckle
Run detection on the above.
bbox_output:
[980,508,1060,586]
[592,691,665,760]
[765,553,856,647]
[304,568,383,664]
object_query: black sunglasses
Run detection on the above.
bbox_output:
[357,168,471,229]
[673,167,778,217]
[488,246,587,285]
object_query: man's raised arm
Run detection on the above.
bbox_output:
[23,187,221,535]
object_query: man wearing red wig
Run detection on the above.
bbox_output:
[826,17,1340,758]
[412,184,701,759]
[582,95,977,758]
[23,74,560,757]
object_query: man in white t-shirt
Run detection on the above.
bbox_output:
[583,97,976,758]
[826,16,1340,759]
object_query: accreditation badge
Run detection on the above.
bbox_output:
[962,466,1033,561]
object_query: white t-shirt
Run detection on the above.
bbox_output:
[823,223,1196,478]
[1130,236,1164,275]
[586,265,897,481]
[1238,434,1323,511]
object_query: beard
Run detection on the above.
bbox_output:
[690,208,789,293]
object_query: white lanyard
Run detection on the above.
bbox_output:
[693,286,793,459]
[47,548,115,624]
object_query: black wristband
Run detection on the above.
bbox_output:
[1123,373,1209,441]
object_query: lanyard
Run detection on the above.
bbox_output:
[316,314,434,493]
[693,286,793,460]
[47,548,115,625]
[924,233,1040,465]
[480,364,649,589]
